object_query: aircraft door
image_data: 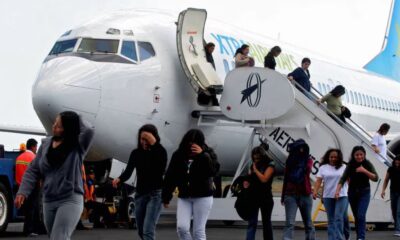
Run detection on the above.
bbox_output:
[176,8,223,95]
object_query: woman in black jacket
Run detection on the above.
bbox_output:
[112,124,167,240]
[264,46,281,70]
[162,129,219,240]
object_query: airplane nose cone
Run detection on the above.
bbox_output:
[33,57,101,132]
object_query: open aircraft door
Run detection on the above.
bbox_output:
[177,8,223,95]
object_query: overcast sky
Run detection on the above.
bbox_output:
[0,0,392,149]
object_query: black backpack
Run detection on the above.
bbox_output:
[231,176,258,221]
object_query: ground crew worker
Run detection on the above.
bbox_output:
[16,138,41,236]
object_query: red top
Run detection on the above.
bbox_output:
[15,151,36,186]
[281,158,313,200]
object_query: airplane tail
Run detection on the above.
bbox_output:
[364,0,400,81]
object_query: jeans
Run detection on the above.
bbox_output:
[323,197,348,240]
[343,206,350,240]
[176,196,213,240]
[43,193,83,240]
[348,187,370,240]
[283,195,315,240]
[135,189,163,240]
[246,196,274,240]
[390,192,400,232]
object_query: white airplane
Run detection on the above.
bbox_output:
[2,2,400,224]
[31,6,400,171]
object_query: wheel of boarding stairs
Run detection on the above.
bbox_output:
[374,222,389,230]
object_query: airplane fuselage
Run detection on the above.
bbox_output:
[32,9,400,175]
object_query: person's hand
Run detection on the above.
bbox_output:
[381,191,386,199]
[373,148,380,154]
[14,194,26,209]
[243,181,250,189]
[316,99,322,105]
[191,144,203,155]
[288,76,294,81]
[252,163,257,172]
[356,166,367,174]
[335,190,340,199]
[312,190,318,200]
[142,132,157,146]
[112,178,120,188]
[163,203,169,208]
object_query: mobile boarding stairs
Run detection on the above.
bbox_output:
[176,8,395,224]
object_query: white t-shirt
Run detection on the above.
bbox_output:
[371,133,387,162]
[316,164,348,198]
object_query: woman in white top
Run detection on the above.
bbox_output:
[371,123,390,162]
[313,149,348,240]
[234,44,254,68]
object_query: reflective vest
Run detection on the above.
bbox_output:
[15,150,36,186]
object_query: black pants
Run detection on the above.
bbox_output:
[23,186,41,235]
[247,196,274,240]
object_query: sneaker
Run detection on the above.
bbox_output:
[28,233,39,237]
[394,233,400,237]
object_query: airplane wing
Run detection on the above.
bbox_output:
[0,124,47,136]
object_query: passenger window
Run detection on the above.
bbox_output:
[78,38,119,54]
[49,39,77,55]
[344,93,349,103]
[322,84,328,94]
[138,42,156,61]
[350,91,355,104]
[121,41,138,62]
[354,92,359,105]
[223,59,230,75]
[317,83,323,93]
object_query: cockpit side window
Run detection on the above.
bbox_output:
[121,41,138,62]
[49,39,78,55]
[138,42,155,61]
[77,38,119,54]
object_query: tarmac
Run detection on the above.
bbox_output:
[3,219,399,240]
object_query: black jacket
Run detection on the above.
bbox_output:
[162,147,219,204]
[264,52,276,70]
[119,143,167,194]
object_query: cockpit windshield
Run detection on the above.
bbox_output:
[77,38,119,54]
[49,39,78,55]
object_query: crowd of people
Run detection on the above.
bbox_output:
[10,43,398,240]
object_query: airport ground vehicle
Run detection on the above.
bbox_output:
[0,145,24,232]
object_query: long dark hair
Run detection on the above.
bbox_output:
[251,146,270,164]
[378,123,390,134]
[59,111,81,149]
[320,148,343,169]
[270,46,281,55]
[286,139,309,170]
[178,129,205,157]
[234,44,249,57]
[330,85,345,97]
[137,124,160,149]
[349,145,366,164]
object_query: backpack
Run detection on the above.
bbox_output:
[231,176,258,221]
[285,139,310,184]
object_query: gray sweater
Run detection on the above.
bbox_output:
[18,121,94,202]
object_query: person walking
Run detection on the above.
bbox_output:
[264,46,281,70]
[235,44,254,68]
[313,149,348,240]
[15,138,41,236]
[371,123,390,162]
[162,129,220,240]
[336,146,379,240]
[112,124,167,240]
[245,146,275,240]
[15,111,94,240]
[205,42,216,70]
[281,139,316,240]
[317,85,347,122]
[381,155,400,237]
[288,58,312,95]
